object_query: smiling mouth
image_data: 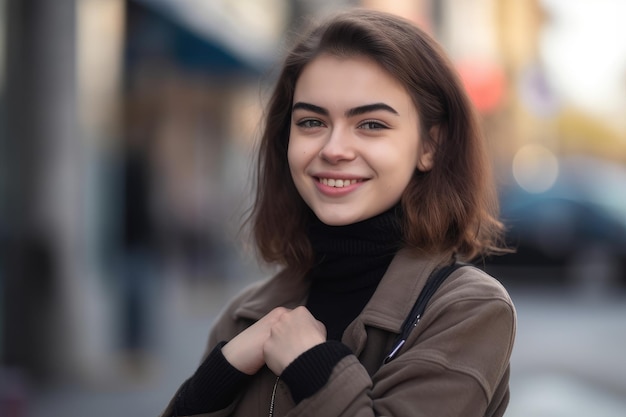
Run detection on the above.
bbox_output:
[317,178,362,188]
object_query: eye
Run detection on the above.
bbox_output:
[358,120,389,130]
[296,119,325,129]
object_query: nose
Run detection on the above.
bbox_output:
[318,127,356,164]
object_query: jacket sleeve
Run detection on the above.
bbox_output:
[283,278,516,417]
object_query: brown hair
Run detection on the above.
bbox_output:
[248,8,506,270]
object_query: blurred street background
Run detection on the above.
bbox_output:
[0,0,625,416]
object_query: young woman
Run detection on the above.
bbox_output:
[161,8,516,417]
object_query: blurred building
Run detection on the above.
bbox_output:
[0,0,293,389]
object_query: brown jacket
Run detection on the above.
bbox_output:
[161,249,516,417]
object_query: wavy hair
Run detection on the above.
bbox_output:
[247,9,507,270]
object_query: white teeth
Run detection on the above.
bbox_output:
[319,178,359,188]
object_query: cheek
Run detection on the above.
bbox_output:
[373,144,418,174]
[287,141,306,182]
[287,138,298,167]
[288,139,313,168]
[378,149,419,192]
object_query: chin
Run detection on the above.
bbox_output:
[314,210,364,226]
[318,218,352,226]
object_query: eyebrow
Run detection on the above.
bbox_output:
[346,103,399,117]
[292,102,399,117]
[292,102,329,116]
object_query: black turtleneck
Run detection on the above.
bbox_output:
[305,205,403,340]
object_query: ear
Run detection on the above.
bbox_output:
[416,126,437,172]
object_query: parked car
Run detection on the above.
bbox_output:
[486,156,626,288]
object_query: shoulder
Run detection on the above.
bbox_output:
[400,264,516,397]
[382,250,513,310]
[387,255,516,338]
[440,264,515,316]
[424,264,516,344]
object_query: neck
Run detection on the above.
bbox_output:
[307,204,403,262]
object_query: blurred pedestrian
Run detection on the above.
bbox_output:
[118,144,159,371]
[161,8,515,417]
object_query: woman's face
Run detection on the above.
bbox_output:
[288,54,433,226]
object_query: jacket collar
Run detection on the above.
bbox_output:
[232,249,453,335]
[353,249,451,333]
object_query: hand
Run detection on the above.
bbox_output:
[263,306,327,375]
[222,307,290,375]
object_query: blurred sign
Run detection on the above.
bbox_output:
[457,58,506,113]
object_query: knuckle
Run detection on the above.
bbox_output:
[272,306,288,317]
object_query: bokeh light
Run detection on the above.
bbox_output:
[512,144,560,193]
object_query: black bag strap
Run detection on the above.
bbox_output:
[383,261,468,363]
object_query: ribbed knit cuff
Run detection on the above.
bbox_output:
[174,341,252,414]
[280,341,353,404]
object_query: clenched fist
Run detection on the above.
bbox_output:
[263,306,327,375]
[222,307,290,375]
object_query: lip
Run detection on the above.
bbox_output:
[311,173,368,197]
[312,171,368,181]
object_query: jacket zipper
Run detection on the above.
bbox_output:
[269,376,280,417]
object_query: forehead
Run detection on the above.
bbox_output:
[293,53,415,114]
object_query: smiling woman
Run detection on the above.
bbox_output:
[160,8,515,417]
